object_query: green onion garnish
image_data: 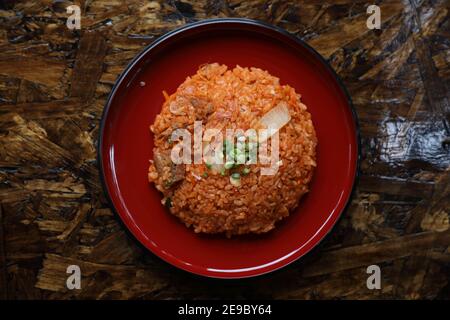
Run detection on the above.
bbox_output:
[229,173,241,187]
[224,161,235,170]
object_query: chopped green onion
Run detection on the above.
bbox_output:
[224,161,235,170]
[229,173,241,187]
[164,179,173,188]
[205,162,212,170]
[231,172,240,179]
[242,167,251,175]
[220,168,226,176]
[202,172,208,178]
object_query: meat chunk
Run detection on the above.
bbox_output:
[191,98,213,120]
[153,149,185,187]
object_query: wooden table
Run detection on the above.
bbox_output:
[0,0,449,299]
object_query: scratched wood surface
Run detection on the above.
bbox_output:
[0,0,449,300]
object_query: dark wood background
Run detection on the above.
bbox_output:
[0,0,449,299]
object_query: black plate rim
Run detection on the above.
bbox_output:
[97,17,362,279]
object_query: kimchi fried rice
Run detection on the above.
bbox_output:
[148,63,317,237]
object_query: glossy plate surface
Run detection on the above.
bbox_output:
[99,18,360,278]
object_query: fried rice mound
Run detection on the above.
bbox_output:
[148,63,317,237]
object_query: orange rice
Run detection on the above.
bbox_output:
[148,63,317,236]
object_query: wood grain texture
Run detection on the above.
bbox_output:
[0,0,449,299]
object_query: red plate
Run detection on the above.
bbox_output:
[99,18,360,278]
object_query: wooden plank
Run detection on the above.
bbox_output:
[70,31,107,102]
[358,175,434,198]
[0,0,448,300]
[0,205,7,299]
[302,231,450,277]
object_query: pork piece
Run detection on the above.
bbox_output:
[153,149,185,187]
[190,97,213,120]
